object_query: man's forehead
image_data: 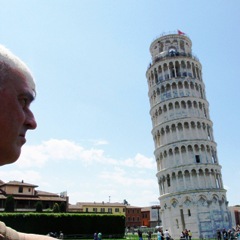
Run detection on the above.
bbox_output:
[12,68,36,96]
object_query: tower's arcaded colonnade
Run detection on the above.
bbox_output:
[146,32,231,238]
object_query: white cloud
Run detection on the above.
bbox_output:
[18,139,105,168]
[99,167,156,187]
[122,153,155,169]
[17,139,154,170]
[6,138,160,206]
[0,170,41,183]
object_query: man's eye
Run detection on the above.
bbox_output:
[19,98,28,107]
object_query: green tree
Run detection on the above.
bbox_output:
[5,195,15,212]
[53,203,60,213]
[59,202,66,212]
[35,201,43,212]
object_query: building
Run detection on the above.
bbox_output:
[146,31,231,238]
[70,202,160,229]
[74,201,126,215]
[141,207,151,227]
[228,206,240,226]
[150,205,161,228]
[0,180,68,211]
[141,206,162,228]
[125,205,142,228]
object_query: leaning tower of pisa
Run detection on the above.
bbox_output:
[146,32,231,238]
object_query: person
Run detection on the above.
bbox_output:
[164,229,170,240]
[147,231,152,240]
[229,229,235,240]
[157,230,162,240]
[237,230,240,240]
[184,229,189,240]
[94,232,98,240]
[0,45,54,240]
[98,232,102,240]
[188,230,192,240]
[47,232,57,238]
[138,229,143,240]
[180,231,185,240]
[222,229,227,240]
[217,230,221,240]
[59,231,64,239]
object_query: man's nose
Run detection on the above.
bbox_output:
[25,109,37,130]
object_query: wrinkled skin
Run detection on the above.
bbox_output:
[0,70,37,166]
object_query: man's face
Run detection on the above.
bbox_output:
[0,70,37,165]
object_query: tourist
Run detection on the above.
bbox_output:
[184,229,189,240]
[164,229,170,240]
[59,231,64,239]
[98,232,102,240]
[147,231,152,240]
[0,45,53,239]
[217,230,222,240]
[157,230,162,240]
[188,230,192,240]
[222,229,227,240]
[138,229,143,240]
[180,231,185,240]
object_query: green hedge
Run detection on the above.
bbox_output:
[0,213,125,236]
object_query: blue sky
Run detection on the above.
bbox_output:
[0,0,239,207]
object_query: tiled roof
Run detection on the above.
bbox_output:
[1,180,38,188]
[141,207,151,211]
[76,202,126,207]
[68,204,82,209]
[125,205,141,209]
[37,196,66,201]
[36,190,59,197]
[12,196,66,201]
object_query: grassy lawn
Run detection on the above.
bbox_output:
[64,236,217,240]
[62,233,217,240]
[64,235,156,240]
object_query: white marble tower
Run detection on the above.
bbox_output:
[146,32,231,238]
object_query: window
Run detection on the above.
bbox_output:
[93,208,97,212]
[115,208,119,212]
[167,175,171,187]
[169,47,177,56]
[108,208,112,213]
[195,155,200,163]
[188,209,191,216]
[86,208,88,212]
[18,186,23,193]
[101,208,105,213]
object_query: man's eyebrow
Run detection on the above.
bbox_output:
[19,91,35,102]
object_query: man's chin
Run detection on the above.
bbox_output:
[0,149,21,166]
